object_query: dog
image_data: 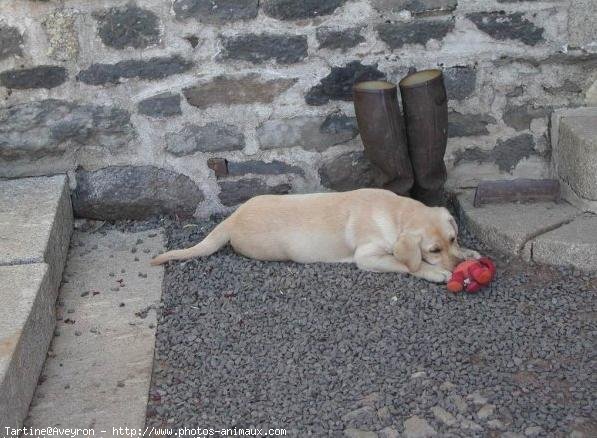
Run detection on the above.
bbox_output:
[150,188,480,283]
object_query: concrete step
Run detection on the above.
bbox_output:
[456,190,597,271]
[25,226,165,432]
[0,175,72,429]
[551,107,597,213]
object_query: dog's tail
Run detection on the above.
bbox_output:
[150,218,232,266]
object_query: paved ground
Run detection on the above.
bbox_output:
[146,216,597,437]
[25,220,165,433]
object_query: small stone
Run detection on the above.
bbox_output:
[218,179,291,207]
[93,5,160,49]
[119,303,125,307]
[138,272,148,278]
[173,0,258,22]
[524,426,543,436]
[487,419,505,430]
[411,371,427,379]
[467,11,544,46]
[77,56,192,86]
[117,381,125,388]
[444,66,476,100]
[137,93,182,118]
[467,391,488,406]
[143,249,151,254]
[343,430,377,438]
[431,406,456,426]
[166,123,245,156]
[0,66,67,89]
[439,381,456,391]
[377,20,454,49]
[316,27,365,51]
[319,151,385,191]
[74,331,82,336]
[0,26,23,60]
[403,416,437,438]
[131,247,137,253]
[80,291,89,297]
[109,272,115,277]
[226,160,305,177]
[149,323,155,329]
[448,111,496,137]
[67,309,75,314]
[378,427,399,438]
[450,394,468,413]
[221,33,308,64]
[262,0,347,20]
[134,257,139,262]
[90,327,99,334]
[183,74,296,109]
[460,419,483,432]
[377,406,392,426]
[306,61,385,105]
[477,404,495,420]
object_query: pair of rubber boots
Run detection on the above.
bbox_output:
[353,69,448,206]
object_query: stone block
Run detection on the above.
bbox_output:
[137,93,182,118]
[0,25,23,60]
[372,0,457,15]
[448,111,496,138]
[443,66,476,100]
[0,66,67,89]
[226,160,304,177]
[257,113,358,151]
[77,56,193,86]
[467,11,544,46]
[0,264,53,430]
[0,99,136,161]
[183,74,297,109]
[93,5,160,50]
[503,104,550,131]
[166,123,245,156]
[72,166,204,219]
[455,191,580,256]
[42,8,79,61]
[218,178,291,206]
[377,19,454,49]
[455,134,536,173]
[305,61,385,106]
[318,151,385,191]
[173,0,258,22]
[221,34,308,64]
[262,0,347,20]
[316,27,365,51]
[529,214,597,271]
[0,175,73,291]
[554,111,597,200]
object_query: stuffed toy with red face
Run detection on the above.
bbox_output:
[447,257,495,293]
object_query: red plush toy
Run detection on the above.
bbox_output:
[447,257,496,293]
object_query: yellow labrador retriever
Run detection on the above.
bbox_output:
[151,188,480,283]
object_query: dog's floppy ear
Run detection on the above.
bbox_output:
[393,233,422,272]
[440,207,458,235]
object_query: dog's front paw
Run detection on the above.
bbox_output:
[461,248,481,260]
[419,268,452,283]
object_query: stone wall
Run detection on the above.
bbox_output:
[1,0,595,219]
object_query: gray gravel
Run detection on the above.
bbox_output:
[146,215,596,437]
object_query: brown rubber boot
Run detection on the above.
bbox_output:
[399,69,449,206]
[353,81,414,196]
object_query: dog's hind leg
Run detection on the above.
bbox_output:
[150,218,231,266]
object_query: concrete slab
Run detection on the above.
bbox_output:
[455,190,581,255]
[0,175,73,291]
[529,213,597,271]
[0,264,53,431]
[551,107,597,213]
[25,227,165,433]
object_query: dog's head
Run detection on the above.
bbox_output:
[393,207,464,272]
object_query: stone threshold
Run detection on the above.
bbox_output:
[455,190,597,271]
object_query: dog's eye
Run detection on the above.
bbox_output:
[429,247,441,253]
[450,237,455,243]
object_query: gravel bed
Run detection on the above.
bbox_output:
[146,215,596,437]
